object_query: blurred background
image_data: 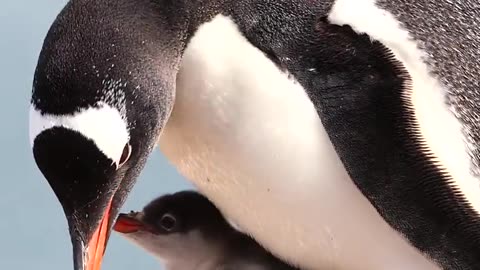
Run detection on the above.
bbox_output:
[0,1,193,269]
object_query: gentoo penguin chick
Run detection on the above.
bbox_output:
[113,191,298,270]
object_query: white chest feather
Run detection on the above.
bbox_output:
[159,15,440,270]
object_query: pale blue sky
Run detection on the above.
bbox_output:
[0,1,193,269]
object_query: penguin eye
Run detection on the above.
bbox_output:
[158,213,177,232]
[118,143,132,168]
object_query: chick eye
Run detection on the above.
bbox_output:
[118,143,131,168]
[158,213,177,232]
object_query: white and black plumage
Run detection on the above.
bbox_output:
[29,1,480,270]
[113,191,298,270]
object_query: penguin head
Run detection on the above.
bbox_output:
[28,1,188,269]
[113,191,231,265]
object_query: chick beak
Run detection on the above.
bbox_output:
[113,213,144,234]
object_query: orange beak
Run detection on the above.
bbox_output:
[85,200,113,270]
[113,214,144,234]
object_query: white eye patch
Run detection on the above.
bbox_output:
[29,102,130,164]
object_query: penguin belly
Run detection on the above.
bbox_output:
[159,15,439,270]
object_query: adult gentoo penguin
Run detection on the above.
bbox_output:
[113,191,298,270]
[29,0,480,270]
